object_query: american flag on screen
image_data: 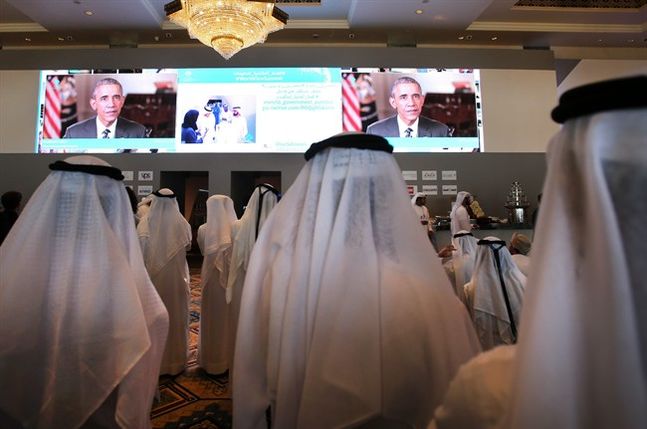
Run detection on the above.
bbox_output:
[342,73,361,132]
[43,76,62,139]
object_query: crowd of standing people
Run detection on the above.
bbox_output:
[0,75,645,429]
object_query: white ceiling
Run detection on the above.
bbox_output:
[0,0,645,49]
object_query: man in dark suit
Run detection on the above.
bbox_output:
[367,76,450,138]
[64,77,146,138]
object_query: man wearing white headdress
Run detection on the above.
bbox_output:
[464,237,526,350]
[443,231,479,302]
[450,191,472,236]
[0,156,168,429]
[137,188,192,375]
[233,133,480,429]
[411,192,433,235]
[504,76,647,429]
[226,183,280,371]
[197,195,238,375]
[136,193,153,224]
[411,191,438,249]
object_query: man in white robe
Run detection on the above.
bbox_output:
[233,133,480,429]
[411,192,433,235]
[226,183,280,372]
[0,156,168,429]
[197,195,237,375]
[411,191,437,250]
[504,76,647,429]
[136,194,152,224]
[450,191,472,236]
[464,236,526,350]
[137,188,192,376]
[443,230,478,302]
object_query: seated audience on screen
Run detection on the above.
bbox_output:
[233,132,480,429]
[0,191,22,245]
[0,156,168,428]
[196,195,238,375]
[509,232,532,277]
[181,109,203,143]
[137,188,192,376]
[366,76,450,138]
[464,237,526,351]
[63,77,146,139]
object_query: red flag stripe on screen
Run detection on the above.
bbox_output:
[43,77,62,139]
[342,74,361,132]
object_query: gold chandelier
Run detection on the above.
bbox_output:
[164,0,289,60]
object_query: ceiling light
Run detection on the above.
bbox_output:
[164,0,288,60]
[25,37,31,42]
[458,36,465,40]
[491,36,498,41]
[84,10,93,16]
[415,9,423,15]
[57,37,65,41]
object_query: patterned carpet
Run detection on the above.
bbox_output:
[150,267,232,429]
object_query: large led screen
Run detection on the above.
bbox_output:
[36,67,482,153]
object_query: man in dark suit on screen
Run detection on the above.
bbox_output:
[64,77,146,139]
[366,76,450,138]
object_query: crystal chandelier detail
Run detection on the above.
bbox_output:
[164,0,289,60]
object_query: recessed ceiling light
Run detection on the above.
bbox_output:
[57,37,65,41]
[458,36,465,40]
[491,36,498,41]
[84,10,93,16]
[415,9,423,15]
[597,39,603,42]
[25,37,31,42]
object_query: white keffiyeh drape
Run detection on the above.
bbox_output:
[197,195,237,374]
[504,81,647,429]
[233,139,480,429]
[0,156,168,429]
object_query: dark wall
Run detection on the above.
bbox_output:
[0,152,546,220]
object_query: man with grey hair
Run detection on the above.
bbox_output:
[367,76,450,138]
[64,77,146,138]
